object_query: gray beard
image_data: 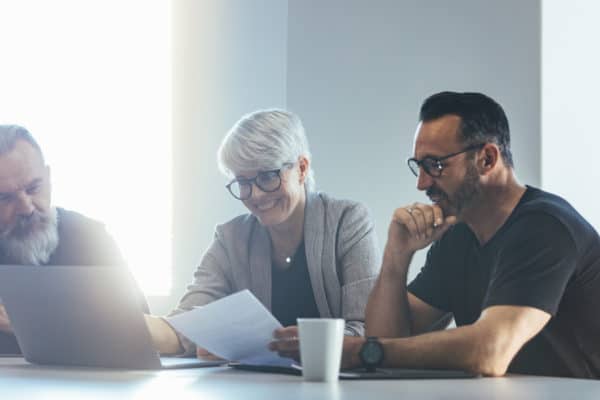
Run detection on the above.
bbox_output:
[0,207,59,265]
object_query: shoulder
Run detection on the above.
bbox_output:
[307,191,372,223]
[50,208,123,266]
[214,212,260,242]
[511,187,597,242]
[57,208,110,238]
[306,192,376,250]
[517,186,576,215]
[488,187,599,262]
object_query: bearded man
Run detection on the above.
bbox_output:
[343,92,600,379]
[0,125,148,354]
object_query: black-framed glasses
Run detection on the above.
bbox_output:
[407,143,485,178]
[226,163,293,200]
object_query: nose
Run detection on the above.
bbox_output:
[416,169,433,191]
[15,191,35,216]
[249,182,268,200]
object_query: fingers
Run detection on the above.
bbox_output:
[413,205,436,238]
[196,346,212,357]
[392,202,455,249]
[431,215,458,241]
[196,347,224,361]
[268,333,300,361]
[273,326,298,339]
[400,203,439,240]
[269,338,298,352]
[270,326,299,352]
[432,206,444,228]
[400,206,420,239]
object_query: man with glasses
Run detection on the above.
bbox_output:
[344,92,600,379]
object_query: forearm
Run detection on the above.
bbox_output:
[365,249,414,337]
[380,324,512,376]
[144,315,183,355]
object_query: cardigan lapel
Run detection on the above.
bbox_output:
[304,191,332,317]
[249,221,272,310]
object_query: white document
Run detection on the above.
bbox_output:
[166,290,294,367]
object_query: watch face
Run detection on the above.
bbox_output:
[361,341,384,364]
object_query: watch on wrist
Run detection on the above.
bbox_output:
[359,336,384,372]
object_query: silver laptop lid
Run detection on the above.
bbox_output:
[0,265,161,369]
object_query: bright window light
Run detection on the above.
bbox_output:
[0,0,172,295]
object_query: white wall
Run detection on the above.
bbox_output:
[542,0,600,229]
[151,0,288,314]
[161,0,542,312]
[287,0,541,279]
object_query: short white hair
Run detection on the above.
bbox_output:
[218,109,315,191]
[0,125,44,162]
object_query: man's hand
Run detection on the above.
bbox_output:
[340,336,366,370]
[387,203,457,256]
[269,326,300,361]
[0,304,12,334]
[270,327,367,371]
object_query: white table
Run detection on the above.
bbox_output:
[0,357,598,399]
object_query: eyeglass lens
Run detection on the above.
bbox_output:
[228,170,282,199]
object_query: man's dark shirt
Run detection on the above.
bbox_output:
[408,186,600,379]
[0,208,149,354]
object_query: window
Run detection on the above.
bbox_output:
[0,0,172,295]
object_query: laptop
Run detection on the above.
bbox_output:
[0,265,224,370]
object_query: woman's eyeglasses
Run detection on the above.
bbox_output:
[226,163,294,200]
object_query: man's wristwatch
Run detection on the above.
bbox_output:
[358,336,384,372]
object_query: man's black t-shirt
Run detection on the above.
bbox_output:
[408,186,600,379]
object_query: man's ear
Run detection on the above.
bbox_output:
[480,144,499,174]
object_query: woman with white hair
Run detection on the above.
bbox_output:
[146,109,380,359]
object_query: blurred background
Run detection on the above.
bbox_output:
[0,0,597,314]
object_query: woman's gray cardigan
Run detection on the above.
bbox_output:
[170,191,381,354]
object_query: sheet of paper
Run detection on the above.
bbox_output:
[166,290,294,367]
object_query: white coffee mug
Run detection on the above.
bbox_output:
[297,318,344,382]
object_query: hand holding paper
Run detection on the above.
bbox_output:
[167,290,294,367]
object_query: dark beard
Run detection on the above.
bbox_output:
[426,163,481,218]
[452,163,481,217]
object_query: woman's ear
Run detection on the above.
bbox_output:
[298,156,310,183]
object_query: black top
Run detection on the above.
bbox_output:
[271,241,320,327]
[0,208,149,354]
[408,186,600,379]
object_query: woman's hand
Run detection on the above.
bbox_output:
[269,326,300,361]
[0,304,12,333]
[143,314,183,355]
[196,346,225,361]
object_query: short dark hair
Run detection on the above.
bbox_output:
[419,91,513,167]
